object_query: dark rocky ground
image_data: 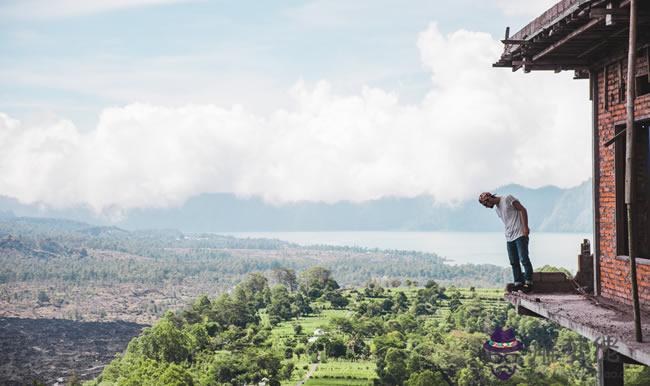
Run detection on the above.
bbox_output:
[0,317,146,385]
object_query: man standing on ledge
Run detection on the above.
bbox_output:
[479,192,534,293]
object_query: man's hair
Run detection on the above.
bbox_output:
[478,192,495,204]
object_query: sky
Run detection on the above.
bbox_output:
[0,0,592,216]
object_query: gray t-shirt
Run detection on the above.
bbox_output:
[494,195,525,242]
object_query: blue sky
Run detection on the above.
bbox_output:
[0,0,546,127]
[0,0,592,215]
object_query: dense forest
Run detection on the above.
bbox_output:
[88,268,650,385]
[0,216,510,289]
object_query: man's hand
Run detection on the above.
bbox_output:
[523,226,530,237]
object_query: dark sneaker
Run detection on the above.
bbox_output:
[506,282,523,292]
[522,282,533,294]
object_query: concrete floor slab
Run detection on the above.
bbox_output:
[506,292,650,366]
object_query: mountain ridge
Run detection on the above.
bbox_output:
[0,179,593,232]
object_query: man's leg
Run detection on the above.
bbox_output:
[516,236,534,284]
[507,240,524,284]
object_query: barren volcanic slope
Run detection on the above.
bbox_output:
[0,317,146,385]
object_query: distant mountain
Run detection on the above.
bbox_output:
[0,180,593,233]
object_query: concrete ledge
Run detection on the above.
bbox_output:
[532,272,570,282]
[504,272,575,293]
[506,292,650,366]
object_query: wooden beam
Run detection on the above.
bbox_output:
[578,27,629,58]
[624,0,642,344]
[591,68,602,296]
[512,59,588,66]
[590,8,629,17]
[533,17,603,62]
[501,39,528,44]
[592,7,650,21]
[522,65,589,72]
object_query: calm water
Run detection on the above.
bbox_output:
[222,231,593,273]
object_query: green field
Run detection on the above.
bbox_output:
[271,309,351,339]
[273,286,507,385]
[304,360,377,385]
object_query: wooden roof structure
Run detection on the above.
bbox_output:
[493,0,650,76]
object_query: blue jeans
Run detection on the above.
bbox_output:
[507,236,533,284]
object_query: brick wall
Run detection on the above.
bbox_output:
[597,50,650,309]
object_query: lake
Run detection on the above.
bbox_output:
[222,231,593,274]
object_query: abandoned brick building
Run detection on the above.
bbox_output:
[494,0,650,384]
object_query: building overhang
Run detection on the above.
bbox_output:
[507,292,650,366]
[494,0,650,74]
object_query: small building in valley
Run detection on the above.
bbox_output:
[494,0,650,384]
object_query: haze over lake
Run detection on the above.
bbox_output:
[223,231,593,273]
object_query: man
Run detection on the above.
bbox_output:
[479,192,533,293]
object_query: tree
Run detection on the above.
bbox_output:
[346,335,369,359]
[381,298,394,313]
[448,291,462,312]
[295,345,306,358]
[299,267,339,299]
[272,268,298,292]
[325,291,349,308]
[405,370,446,386]
[37,290,49,304]
[211,293,259,328]
[425,280,439,291]
[393,292,410,312]
[291,292,312,317]
[327,337,347,358]
[131,318,191,363]
[267,285,293,324]
[380,348,408,385]
[158,363,194,386]
[235,272,271,309]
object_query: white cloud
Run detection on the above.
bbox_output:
[494,0,558,16]
[0,0,191,20]
[0,23,591,215]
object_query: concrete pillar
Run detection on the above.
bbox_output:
[597,347,624,386]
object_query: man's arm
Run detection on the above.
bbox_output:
[513,200,530,236]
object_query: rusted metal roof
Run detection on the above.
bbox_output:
[494,0,650,73]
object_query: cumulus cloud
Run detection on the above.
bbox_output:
[0,23,591,215]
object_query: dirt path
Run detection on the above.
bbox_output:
[296,352,321,386]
